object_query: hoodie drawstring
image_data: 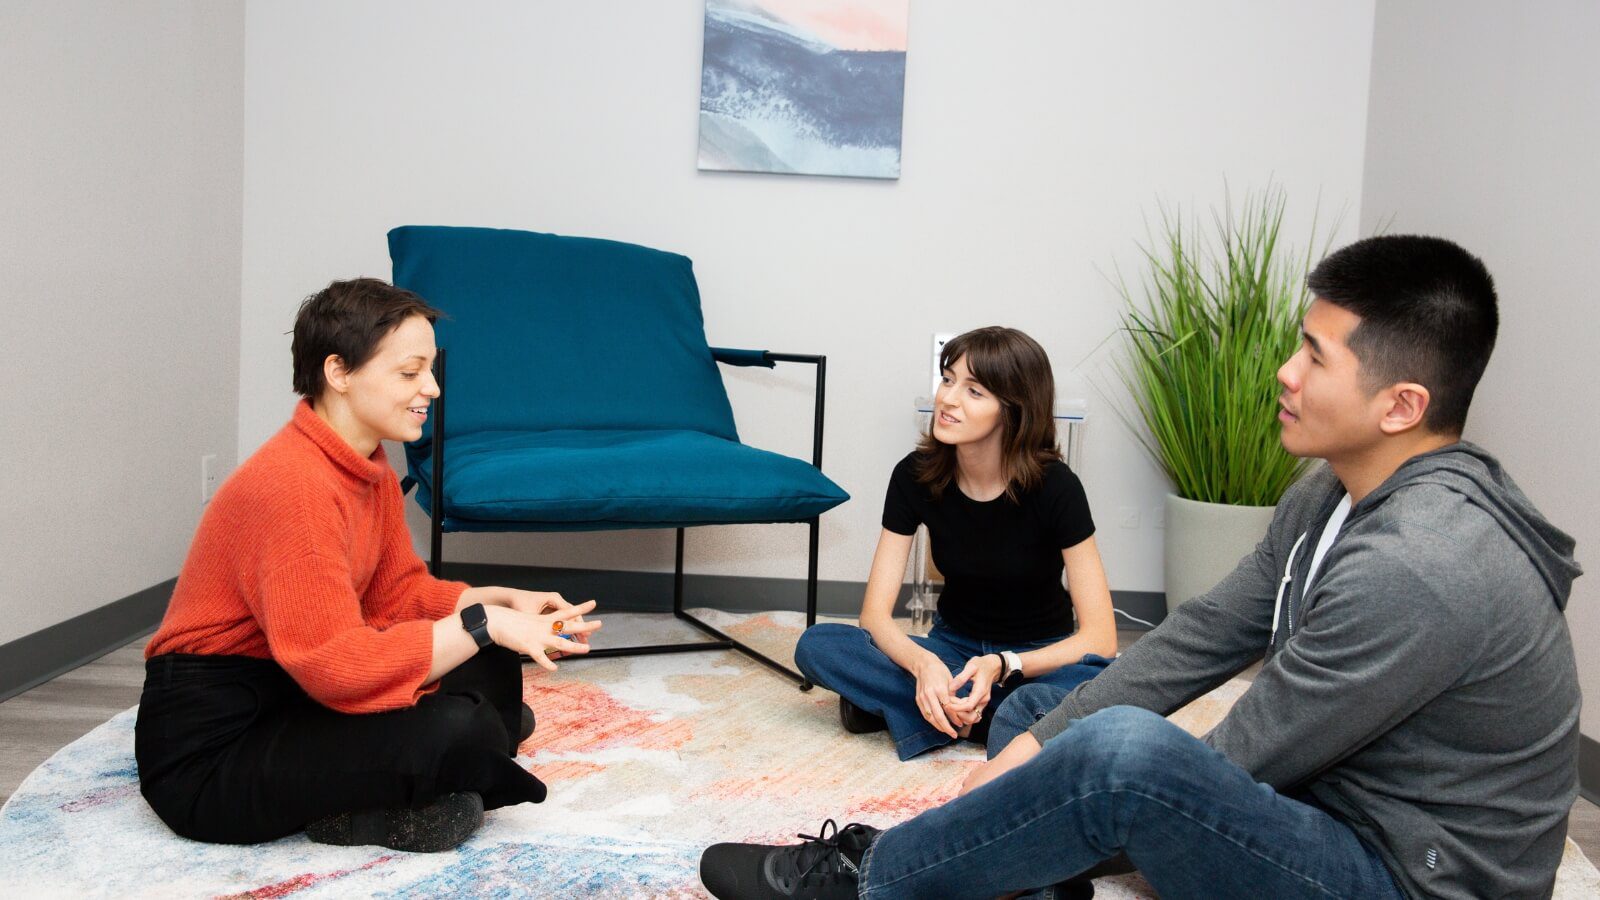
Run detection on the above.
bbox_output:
[1270,532,1308,649]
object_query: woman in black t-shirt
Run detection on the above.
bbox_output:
[794,327,1118,760]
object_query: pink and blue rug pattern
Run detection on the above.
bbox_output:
[2,612,1595,897]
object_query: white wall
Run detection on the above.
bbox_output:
[0,1,244,646]
[239,1,1373,594]
[1362,0,1600,738]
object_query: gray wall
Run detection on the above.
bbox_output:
[237,0,1374,602]
[1361,0,1599,740]
[0,1,245,646]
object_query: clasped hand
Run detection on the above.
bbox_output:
[913,652,1003,739]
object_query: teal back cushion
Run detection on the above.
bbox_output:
[388,226,739,442]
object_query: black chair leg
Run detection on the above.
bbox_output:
[429,504,442,578]
[580,525,815,686]
[799,516,819,691]
[428,348,447,578]
[673,527,686,615]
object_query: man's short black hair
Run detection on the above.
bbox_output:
[291,278,442,402]
[1307,235,1498,435]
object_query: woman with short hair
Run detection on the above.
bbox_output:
[136,278,599,852]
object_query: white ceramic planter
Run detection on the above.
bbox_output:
[1164,494,1276,615]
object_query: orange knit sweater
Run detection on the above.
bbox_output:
[146,400,466,713]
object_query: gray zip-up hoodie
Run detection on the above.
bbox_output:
[1030,443,1582,898]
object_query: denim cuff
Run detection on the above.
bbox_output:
[857,835,883,898]
[1028,693,1088,745]
[893,727,955,761]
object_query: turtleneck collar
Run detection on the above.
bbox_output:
[291,399,387,484]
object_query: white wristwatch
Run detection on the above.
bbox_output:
[997,650,1025,687]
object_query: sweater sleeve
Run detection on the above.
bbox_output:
[251,551,440,713]
[1023,471,1345,745]
[1200,527,1484,790]
[1029,507,1284,744]
[365,474,467,628]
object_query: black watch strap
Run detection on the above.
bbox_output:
[996,651,1023,687]
[460,602,492,649]
[992,652,1011,684]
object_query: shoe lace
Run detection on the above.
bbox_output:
[774,819,866,889]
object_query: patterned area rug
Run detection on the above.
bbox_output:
[2,611,1596,898]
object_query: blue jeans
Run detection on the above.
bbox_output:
[857,692,1405,899]
[793,618,1112,760]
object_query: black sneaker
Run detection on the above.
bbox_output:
[519,702,536,742]
[1056,878,1095,899]
[838,697,887,735]
[305,791,483,853]
[701,818,880,899]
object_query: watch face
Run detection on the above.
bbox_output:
[460,604,491,649]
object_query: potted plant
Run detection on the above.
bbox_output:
[1112,187,1322,614]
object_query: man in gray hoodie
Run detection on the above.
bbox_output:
[699,235,1582,900]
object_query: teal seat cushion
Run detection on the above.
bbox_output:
[409,430,849,532]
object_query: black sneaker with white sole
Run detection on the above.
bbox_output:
[305,791,483,853]
[700,818,880,899]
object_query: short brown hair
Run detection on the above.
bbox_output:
[914,326,1062,502]
[290,278,442,402]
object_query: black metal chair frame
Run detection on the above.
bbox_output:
[423,347,827,690]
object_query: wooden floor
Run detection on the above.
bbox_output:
[1,638,149,807]
[2,631,1596,862]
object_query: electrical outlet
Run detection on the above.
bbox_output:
[1118,505,1141,529]
[201,454,219,504]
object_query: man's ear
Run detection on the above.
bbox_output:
[1378,382,1431,435]
[323,354,351,395]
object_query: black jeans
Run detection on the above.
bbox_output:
[135,645,546,844]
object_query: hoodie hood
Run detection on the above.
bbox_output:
[1363,441,1582,610]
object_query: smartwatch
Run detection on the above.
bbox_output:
[459,603,493,650]
[996,650,1025,687]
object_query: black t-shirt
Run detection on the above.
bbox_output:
[882,452,1096,642]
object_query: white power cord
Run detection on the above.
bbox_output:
[1113,606,1159,629]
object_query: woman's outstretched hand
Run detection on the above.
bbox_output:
[960,730,1042,796]
[501,589,584,618]
[488,600,602,671]
[500,590,592,657]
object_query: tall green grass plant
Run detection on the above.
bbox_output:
[1114,188,1321,506]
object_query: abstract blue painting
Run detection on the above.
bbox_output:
[697,0,909,179]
